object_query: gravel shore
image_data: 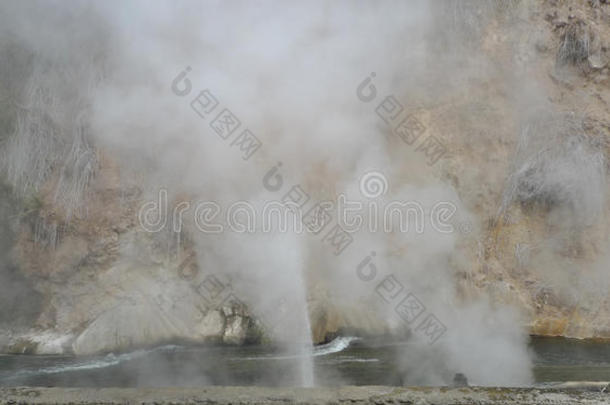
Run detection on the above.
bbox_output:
[1,386,609,405]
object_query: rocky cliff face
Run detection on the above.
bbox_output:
[1,157,259,354]
[446,0,610,340]
[0,0,609,355]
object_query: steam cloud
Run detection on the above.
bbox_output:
[10,0,608,387]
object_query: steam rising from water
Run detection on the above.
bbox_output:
[6,0,599,387]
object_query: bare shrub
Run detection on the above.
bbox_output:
[1,60,100,220]
[500,111,606,226]
[555,19,592,69]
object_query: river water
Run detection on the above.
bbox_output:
[1,337,609,387]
